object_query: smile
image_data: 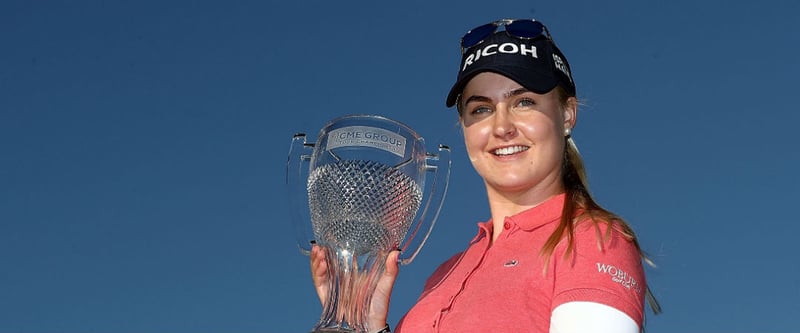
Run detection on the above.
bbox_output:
[492,145,529,156]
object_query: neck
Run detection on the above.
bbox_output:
[485,181,564,242]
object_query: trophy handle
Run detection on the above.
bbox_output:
[286,133,315,256]
[397,144,451,265]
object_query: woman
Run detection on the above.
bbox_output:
[311,18,660,333]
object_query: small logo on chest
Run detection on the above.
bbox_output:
[503,259,519,267]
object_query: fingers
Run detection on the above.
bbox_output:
[310,244,327,280]
[310,244,329,306]
[367,250,401,330]
[383,250,400,279]
[375,250,400,302]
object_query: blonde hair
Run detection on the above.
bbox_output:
[542,86,661,314]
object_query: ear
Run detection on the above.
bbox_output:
[563,96,578,131]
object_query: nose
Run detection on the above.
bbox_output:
[492,107,517,139]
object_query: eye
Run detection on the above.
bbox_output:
[469,105,493,116]
[515,98,536,108]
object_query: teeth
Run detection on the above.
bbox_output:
[494,146,528,156]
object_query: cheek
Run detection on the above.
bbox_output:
[461,125,489,163]
[462,125,490,150]
[517,118,558,140]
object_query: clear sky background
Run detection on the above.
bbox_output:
[1,0,799,332]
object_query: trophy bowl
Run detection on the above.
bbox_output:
[286,114,450,333]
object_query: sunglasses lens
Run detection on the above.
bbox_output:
[505,20,544,39]
[461,23,498,49]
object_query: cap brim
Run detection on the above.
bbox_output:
[445,64,559,108]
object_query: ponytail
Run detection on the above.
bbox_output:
[540,87,662,315]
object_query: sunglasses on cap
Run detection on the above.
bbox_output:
[460,19,553,54]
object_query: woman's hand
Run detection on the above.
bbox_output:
[310,244,400,332]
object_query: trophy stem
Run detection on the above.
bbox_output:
[311,245,388,333]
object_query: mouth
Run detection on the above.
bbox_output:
[492,145,529,156]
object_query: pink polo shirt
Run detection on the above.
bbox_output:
[396,194,645,333]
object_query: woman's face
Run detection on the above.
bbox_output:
[459,72,577,198]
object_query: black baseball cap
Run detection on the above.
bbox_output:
[445,29,576,108]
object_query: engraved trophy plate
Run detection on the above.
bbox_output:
[287,114,450,333]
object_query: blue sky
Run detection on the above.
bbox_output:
[1,0,798,332]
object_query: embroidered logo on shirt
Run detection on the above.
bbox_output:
[503,259,518,267]
[596,262,641,294]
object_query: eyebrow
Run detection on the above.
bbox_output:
[462,88,531,107]
[504,88,531,99]
[462,94,492,106]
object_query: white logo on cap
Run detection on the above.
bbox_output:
[552,54,572,82]
[462,43,538,71]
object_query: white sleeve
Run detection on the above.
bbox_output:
[549,301,640,333]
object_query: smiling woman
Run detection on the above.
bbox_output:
[308,18,661,333]
[458,73,572,200]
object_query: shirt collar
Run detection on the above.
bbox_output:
[473,193,567,241]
